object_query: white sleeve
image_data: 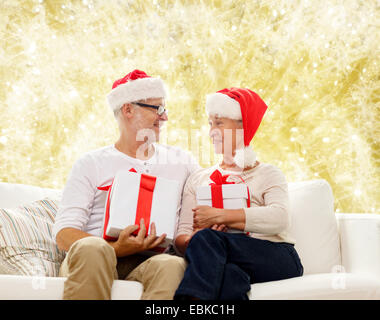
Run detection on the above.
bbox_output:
[52,154,98,241]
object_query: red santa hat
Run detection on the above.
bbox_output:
[107,69,167,111]
[206,87,268,168]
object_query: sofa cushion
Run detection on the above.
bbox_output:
[0,182,61,209]
[0,256,19,275]
[337,213,380,278]
[0,198,66,277]
[250,273,380,300]
[288,179,341,275]
[0,275,143,300]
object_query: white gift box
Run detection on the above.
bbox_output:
[196,183,250,234]
[101,170,181,250]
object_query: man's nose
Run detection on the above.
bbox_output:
[159,112,168,121]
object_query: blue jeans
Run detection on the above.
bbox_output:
[174,229,304,300]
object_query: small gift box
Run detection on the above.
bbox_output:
[196,169,251,234]
[99,168,181,251]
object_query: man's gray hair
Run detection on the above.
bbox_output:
[113,101,144,126]
[113,107,122,120]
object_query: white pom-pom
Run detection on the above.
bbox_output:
[234,146,257,168]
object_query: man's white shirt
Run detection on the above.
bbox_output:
[52,143,200,240]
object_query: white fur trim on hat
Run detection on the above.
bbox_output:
[206,92,242,120]
[107,77,167,111]
[234,146,257,168]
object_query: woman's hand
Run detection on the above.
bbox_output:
[193,206,247,231]
[175,228,202,256]
[175,224,228,256]
[192,205,224,229]
[210,224,228,232]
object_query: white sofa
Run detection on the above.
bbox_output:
[0,179,379,300]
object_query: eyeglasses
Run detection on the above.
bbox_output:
[132,102,168,116]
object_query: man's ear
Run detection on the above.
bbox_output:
[121,103,134,119]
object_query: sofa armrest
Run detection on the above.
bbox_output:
[336,213,380,278]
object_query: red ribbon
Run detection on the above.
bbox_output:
[208,169,251,209]
[208,169,251,236]
[209,170,234,208]
[98,179,115,241]
[97,168,157,240]
[132,171,156,236]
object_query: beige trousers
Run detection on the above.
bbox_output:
[59,236,186,300]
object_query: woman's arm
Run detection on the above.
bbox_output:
[175,224,227,255]
[243,168,289,234]
[173,175,197,254]
[193,206,246,230]
[174,234,190,256]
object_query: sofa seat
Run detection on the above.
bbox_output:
[0,274,143,300]
[1,272,378,300]
[1,181,379,300]
[250,273,380,300]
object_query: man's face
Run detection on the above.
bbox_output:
[132,97,168,142]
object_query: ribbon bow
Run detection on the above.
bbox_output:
[209,170,234,208]
[209,169,235,186]
[208,169,251,210]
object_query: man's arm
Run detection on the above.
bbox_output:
[52,155,97,243]
[57,221,166,258]
[56,227,93,252]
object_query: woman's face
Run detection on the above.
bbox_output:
[208,115,244,155]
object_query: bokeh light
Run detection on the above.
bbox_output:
[0,0,379,214]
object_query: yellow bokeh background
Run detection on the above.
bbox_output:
[0,0,379,214]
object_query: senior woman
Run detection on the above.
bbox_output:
[173,87,303,300]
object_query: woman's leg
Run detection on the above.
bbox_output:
[174,228,228,300]
[218,263,250,300]
[226,235,303,284]
[174,230,303,300]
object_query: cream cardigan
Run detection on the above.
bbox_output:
[175,161,296,244]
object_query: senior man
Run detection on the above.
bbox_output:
[53,69,200,300]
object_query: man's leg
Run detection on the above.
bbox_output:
[116,254,148,280]
[125,254,186,300]
[59,236,117,300]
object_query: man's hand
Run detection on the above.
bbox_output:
[109,219,166,257]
